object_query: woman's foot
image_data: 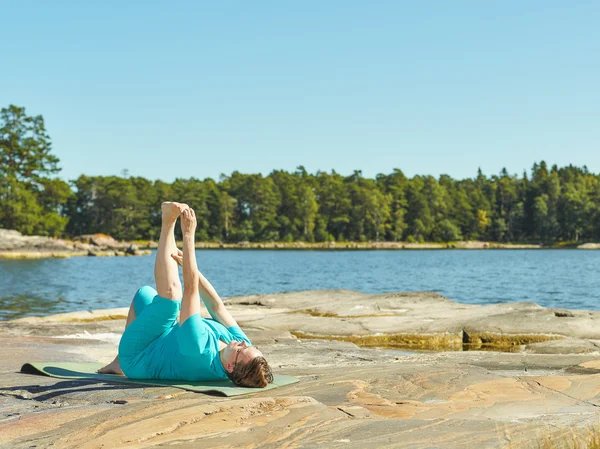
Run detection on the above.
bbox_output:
[97,356,124,375]
[161,202,188,223]
[180,208,197,237]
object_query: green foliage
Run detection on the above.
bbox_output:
[61,163,600,242]
[0,105,71,236]
[0,177,43,234]
[0,105,59,181]
[434,219,463,242]
[3,106,600,244]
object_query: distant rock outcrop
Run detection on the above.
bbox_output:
[0,229,150,258]
[578,242,600,249]
[75,233,121,249]
[0,229,72,252]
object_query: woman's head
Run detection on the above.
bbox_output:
[223,340,273,388]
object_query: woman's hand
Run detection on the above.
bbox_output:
[181,208,197,236]
[171,249,183,267]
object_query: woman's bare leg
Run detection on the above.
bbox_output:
[98,201,187,374]
[97,300,137,374]
[155,201,187,300]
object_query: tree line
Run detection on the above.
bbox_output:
[2,105,600,243]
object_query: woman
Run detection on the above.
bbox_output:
[98,202,273,388]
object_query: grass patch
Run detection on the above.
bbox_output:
[462,331,561,347]
[293,309,397,318]
[0,251,87,259]
[292,331,562,351]
[292,331,463,350]
[507,422,600,448]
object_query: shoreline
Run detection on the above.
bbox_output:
[189,240,594,250]
[2,239,599,259]
[10,290,600,352]
[0,249,152,259]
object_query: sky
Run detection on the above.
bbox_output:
[2,1,599,183]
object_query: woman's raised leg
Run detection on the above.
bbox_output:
[155,201,187,300]
[97,202,187,374]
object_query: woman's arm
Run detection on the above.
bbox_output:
[197,271,238,328]
[172,250,238,328]
[179,209,201,325]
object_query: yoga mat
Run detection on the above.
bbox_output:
[20,362,299,397]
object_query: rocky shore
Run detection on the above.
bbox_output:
[3,291,600,448]
[2,228,599,259]
[193,240,545,250]
[0,229,151,259]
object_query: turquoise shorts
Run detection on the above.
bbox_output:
[118,286,181,376]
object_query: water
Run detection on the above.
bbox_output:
[1,249,599,320]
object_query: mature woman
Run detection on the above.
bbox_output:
[98,202,273,388]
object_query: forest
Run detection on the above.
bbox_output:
[2,105,600,243]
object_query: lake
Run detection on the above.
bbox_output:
[1,249,599,320]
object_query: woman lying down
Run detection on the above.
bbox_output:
[98,202,273,388]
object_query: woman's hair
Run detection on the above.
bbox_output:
[227,356,274,388]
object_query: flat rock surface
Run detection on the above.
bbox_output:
[3,291,600,448]
[222,290,600,344]
[0,229,72,252]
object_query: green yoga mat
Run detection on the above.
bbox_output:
[20,362,299,397]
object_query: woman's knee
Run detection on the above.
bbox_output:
[162,281,182,300]
[133,285,158,315]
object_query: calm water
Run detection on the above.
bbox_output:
[1,250,599,320]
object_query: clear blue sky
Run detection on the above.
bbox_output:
[3,1,599,183]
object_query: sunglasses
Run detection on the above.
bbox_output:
[233,343,249,369]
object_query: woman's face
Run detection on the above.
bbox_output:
[223,340,263,373]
